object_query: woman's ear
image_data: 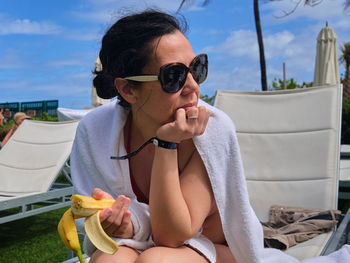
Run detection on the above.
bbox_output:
[114,78,138,104]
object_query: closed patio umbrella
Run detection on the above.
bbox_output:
[313,23,340,87]
[91,55,110,107]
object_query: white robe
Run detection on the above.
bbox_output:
[71,99,350,263]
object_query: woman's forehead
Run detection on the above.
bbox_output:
[151,31,195,67]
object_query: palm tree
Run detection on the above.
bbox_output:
[340,42,350,100]
[254,0,267,91]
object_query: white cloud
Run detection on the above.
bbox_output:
[201,25,323,89]
[0,15,61,35]
[70,0,203,23]
[0,53,24,69]
[204,29,296,61]
[262,0,345,22]
[264,31,295,58]
[204,30,258,60]
[65,29,102,42]
[333,18,350,30]
[0,71,91,97]
[231,66,261,92]
[47,59,85,68]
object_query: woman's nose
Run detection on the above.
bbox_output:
[181,72,199,95]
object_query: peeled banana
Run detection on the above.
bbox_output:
[71,195,115,217]
[57,195,118,263]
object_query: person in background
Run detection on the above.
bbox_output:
[1,112,30,148]
[0,108,4,125]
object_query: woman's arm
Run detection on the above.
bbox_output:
[150,107,213,247]
[1,128,14,147]
[150,147,213,247]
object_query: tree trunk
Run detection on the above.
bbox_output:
[344,63,350,100]
[254,0,268,91]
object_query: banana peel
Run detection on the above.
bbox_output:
[57,208,85,263]
[84,210,119,254]
[57,195,118,263]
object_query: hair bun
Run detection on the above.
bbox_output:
[93,71,117,99]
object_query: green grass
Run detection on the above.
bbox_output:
[0,193,349,263]
[0,206,69,263]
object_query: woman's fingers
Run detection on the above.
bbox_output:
[100,195,131,234]
[186,107,199,119]
[92,188,113,199]
[185,106,208,135]
[111,210,133,238]
[157,106,209,143]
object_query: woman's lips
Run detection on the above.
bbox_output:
[179,102,196,111]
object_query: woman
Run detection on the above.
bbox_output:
[71,10,237,263]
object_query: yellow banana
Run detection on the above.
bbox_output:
[58,194,118,260]
[57,208,85,263]
[84,210,119,254]
[71,195,118,255]
[71,195,115,217]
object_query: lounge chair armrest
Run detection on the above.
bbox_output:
[321,208,350,255]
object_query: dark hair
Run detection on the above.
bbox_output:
[93,10,188,107]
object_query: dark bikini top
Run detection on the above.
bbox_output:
[127,121,149,204]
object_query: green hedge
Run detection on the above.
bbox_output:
[0,112,58,142]
[342,98,350,144]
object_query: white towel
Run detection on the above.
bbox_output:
[71,99,350,262]
[71,102,153,252]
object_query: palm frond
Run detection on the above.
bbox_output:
[340,42,350,65]
[345,0,350,11]
[177,0,211,13]
[304,0,324,6]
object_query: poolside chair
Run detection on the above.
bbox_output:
[340,145,350,200]
[0,119,79,224]
[57,107,92,121]
[214,84,345,260]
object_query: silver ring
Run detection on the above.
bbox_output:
[188,116,198,119]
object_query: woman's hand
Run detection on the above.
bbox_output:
[156,106,209,143]
[92,188,134,239]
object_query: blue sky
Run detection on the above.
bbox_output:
[0,0,349,109]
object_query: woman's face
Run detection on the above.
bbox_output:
[132,30,201,125]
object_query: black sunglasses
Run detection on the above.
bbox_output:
[124,54,208,93]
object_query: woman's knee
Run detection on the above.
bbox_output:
[90,246,139,263]
[134,247,165,263]
[135,246,209,263]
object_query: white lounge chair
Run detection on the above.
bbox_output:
[57,107,92,121]
[214,84,344,260]
[0,119,79,224]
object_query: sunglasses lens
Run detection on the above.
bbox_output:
[162,64,187,93]
[160,54,208,93]
[191,55,208,84]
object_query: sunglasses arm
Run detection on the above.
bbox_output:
[124,75,159,82]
